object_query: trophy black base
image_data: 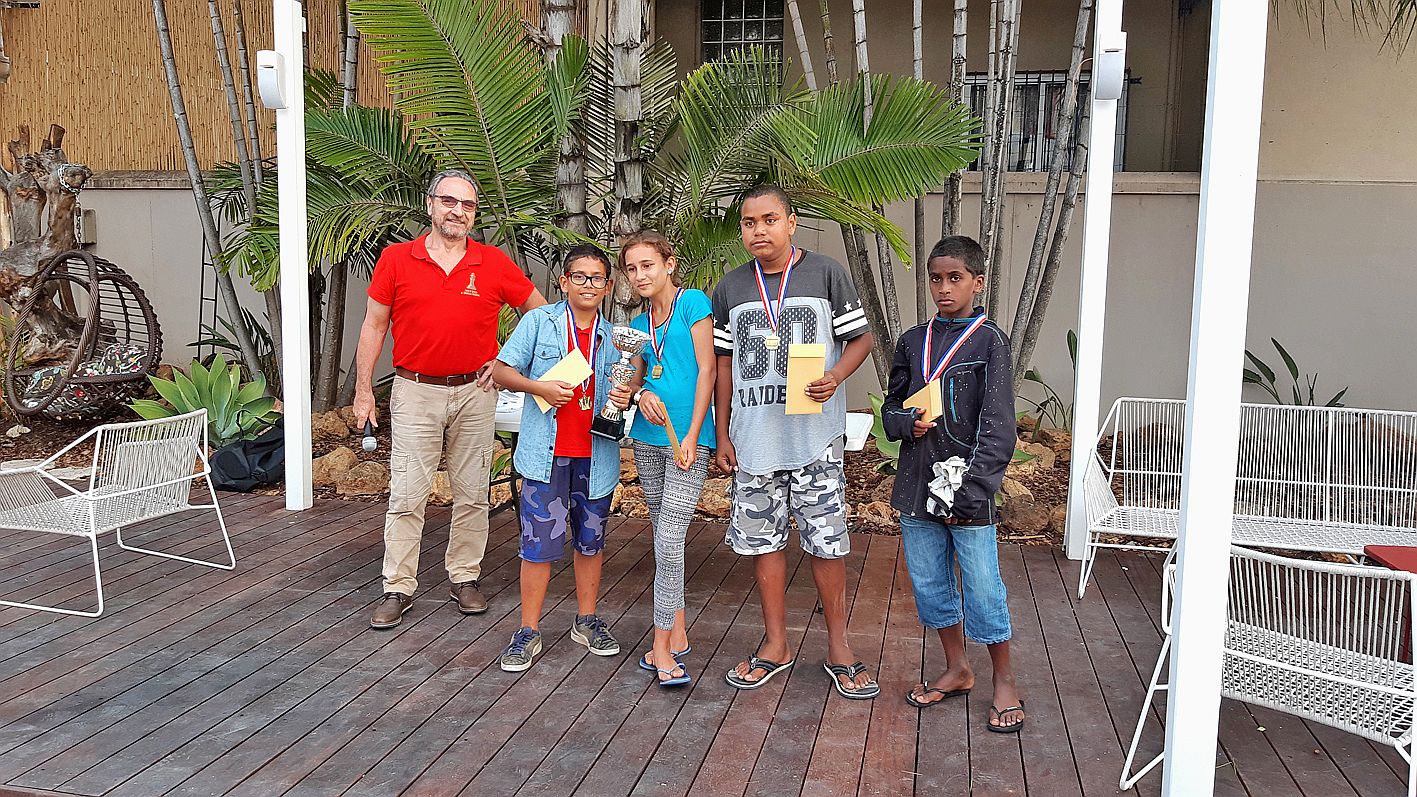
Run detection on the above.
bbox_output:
[590,414,626,441]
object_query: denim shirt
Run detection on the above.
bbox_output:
[496,301,621,498]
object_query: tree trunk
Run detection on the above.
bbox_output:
[1,126,43,245]
[912,0,927,323]
[1010,0,1091,379]
[231,0,263,181]
[543,0,589,238]
[341,2,359,109]
[848,0,900,342]
[151,0,267,387]
[940,0,966,243]
[820,0,891,386]
[1014,100,1090,385]
[786,0,817,91]
[608,0,646,321]
[982,0,1021,316]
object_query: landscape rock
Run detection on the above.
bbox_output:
[489,482,513,508]
[155,363,175,383]
[311,410,352,447]
[4,424,29,438]
[336,461,390,496]
[1000,496,1051,535]
[617,485,648,518]
[428,470,453,506]
[620,447,638,483]
[1001,477,1033,502]
[870,474,896,504]
[1049,503,1068,534]
[312,446,359,488]
[856,501,899,529]
[1017,414,1038,433]
[1035,427,1072,454]
[1019,441,1056,471]
[1006,456,1040,479]
[697,478,732,518]
[335,406,361,434]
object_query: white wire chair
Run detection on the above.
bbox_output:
[1078,397,1417,597]
[0,409,233,617]
[1120,546,1417,794]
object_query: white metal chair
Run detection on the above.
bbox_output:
[1120,546,1417,795]
[0,409,234,617]
[1078,397,1417,597]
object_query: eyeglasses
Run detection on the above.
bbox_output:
[430,194,478,212]
[565,272,609,288]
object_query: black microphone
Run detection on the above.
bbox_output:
[362,421,378,452]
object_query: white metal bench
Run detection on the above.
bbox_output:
[1078,397,1417,597]
[0,409,233,617]
[1121,547,1417,794]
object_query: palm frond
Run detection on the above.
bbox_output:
[349,0,558,231]
[805,74,980,207]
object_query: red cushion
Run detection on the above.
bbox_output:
[1364,545,1417,573]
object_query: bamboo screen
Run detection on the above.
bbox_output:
[0,0,542,174]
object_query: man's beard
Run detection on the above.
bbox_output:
[435,219,467,238]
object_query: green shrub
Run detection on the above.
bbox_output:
[129,355,280,448]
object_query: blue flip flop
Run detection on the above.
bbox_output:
[656,662,691,687]
[639,650,688,672]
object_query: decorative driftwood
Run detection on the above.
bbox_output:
[0,124,93,368]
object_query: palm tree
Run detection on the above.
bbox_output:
[216,0,978,382]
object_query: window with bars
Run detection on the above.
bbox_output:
[964,70,1129,171]
[700,0,785,62]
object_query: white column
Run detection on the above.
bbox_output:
[1064,0,1125,560]
[1162,2,1269,794]
[274,0,312,511]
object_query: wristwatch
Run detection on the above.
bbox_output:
[631,387,646,406]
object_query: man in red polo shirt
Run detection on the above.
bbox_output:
[355,169,547,630]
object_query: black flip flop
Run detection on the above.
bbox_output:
[724,656,795,690]
[988,702,1026,733]
[905,683,971,708]
[824,661,881,700]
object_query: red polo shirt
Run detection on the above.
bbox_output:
[367,235,535,376]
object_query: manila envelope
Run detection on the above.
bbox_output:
[532,348,593,412]
[785,343,826,415]
[904,378,944,422]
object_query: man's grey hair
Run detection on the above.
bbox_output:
[426,168,482,199]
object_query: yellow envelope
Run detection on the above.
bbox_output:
[785,343,826,415]
[904,378,944,421]
[532,348,593,412]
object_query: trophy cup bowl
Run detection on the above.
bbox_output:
[590,326,652,441]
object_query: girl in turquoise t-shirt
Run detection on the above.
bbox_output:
[608,230,716,687]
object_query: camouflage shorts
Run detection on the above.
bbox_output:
[726,449,849,559]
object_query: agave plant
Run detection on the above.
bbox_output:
[129,355,281,449]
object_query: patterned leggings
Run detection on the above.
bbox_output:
[633,441,711,629]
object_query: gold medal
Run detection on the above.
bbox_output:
[579,395,592,411]
[764,334,780,351]
[652,364,663,379]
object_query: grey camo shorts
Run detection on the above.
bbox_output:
[726,448,850,559]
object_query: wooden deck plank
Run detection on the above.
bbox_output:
[1004,546,1085,797]
[672,534,833,797]
[856,536,924,797]
[135,515,639,797]
[798,533,896,797]
[0,495,1393,797]
[468,523,730,797]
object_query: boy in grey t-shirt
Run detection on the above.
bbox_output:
[712,185,880,700]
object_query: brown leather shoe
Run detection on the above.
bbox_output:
[450,580,488,614]
[370,592,413,629]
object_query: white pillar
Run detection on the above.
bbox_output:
[273,0,312,511]
[1162,2,1269,794]
[1064,0,1125,560]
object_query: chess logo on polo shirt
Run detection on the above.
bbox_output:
[462,273,479,296]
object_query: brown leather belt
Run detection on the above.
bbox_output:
[394,367,479,386]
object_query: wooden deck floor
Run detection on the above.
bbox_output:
[0,493,1408,797]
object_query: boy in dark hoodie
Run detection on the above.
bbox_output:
[881,235,1024,733]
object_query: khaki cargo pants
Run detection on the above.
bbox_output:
[382,377,497,596]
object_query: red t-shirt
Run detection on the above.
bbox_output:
[367,235,535,376]
[554,324,595,457]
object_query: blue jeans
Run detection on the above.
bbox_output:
[899,514,1012,644]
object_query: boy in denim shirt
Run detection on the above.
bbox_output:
[492,245,622,672]
[881,236,1024,732]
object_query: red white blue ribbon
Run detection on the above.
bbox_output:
[648,287,682,366]
[923,314,987,383]
[753,246,798,336]
[565,303,600,392]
